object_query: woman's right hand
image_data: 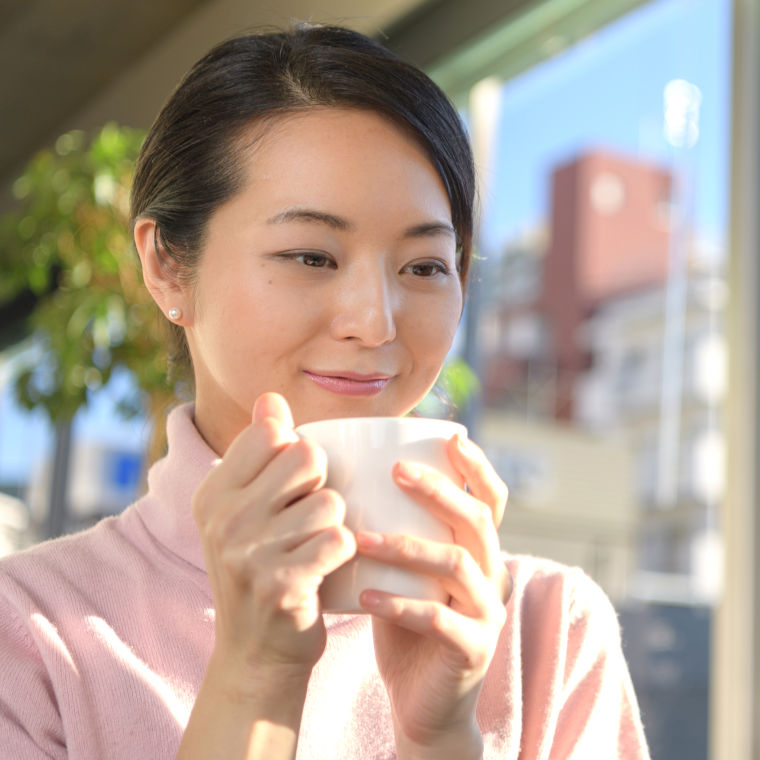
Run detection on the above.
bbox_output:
[191,391,356,679]
[178,392,355,758]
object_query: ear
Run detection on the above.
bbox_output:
[133,217,194,325]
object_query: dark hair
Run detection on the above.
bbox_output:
[130,24,475,378]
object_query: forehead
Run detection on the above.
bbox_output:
[229,108,452,221]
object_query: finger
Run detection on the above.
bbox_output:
[207,392,296,492]
[202,437,329,547]
[245,526,354,614]
[192,419,298,528]
[447,435,508,527]
[355,530,493,618]
[360,593,495,662]
[227,522,355,608]
[267,489,346,550]
[253,392,295,428]
[392,462,503,578]
[208,417,300,492]
[238,436,328,517]
[285,523,357,579]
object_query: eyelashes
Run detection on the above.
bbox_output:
[288,251,335,268]
[277,250,452,279]
[403,261,451,277]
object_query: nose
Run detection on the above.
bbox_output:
[329,264,397,346]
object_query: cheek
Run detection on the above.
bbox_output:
[409,298,462,362]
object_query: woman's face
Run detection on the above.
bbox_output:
[183,108,463,453]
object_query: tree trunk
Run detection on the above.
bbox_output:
[45,418,72,539]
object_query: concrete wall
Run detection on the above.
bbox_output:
[477,411,638,601]
[65,0,428,135]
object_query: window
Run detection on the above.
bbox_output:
[426,1,732,756]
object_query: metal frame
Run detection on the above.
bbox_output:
[711,2,760,757]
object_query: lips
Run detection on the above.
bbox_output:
[304,370,392,396]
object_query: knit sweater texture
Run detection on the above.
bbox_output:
[0,404,650,758]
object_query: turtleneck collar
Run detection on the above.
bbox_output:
[135,403,216,572]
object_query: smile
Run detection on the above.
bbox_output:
[304,370,392,396]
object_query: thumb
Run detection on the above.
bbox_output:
[252,392,295,428]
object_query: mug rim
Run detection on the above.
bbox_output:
[295,416,467,435]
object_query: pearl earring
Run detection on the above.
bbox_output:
[168,308,182,321]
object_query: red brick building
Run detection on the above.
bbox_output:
[484,150,673,419]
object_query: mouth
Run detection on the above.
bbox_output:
[303,370,393,397]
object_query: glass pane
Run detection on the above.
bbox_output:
[439,1,731,757]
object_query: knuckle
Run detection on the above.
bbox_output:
[469,500,493,533]
[255,416,288,452]
[256,417,301,454]
[301,437,328,469]
[291,437,314,462]
[258,571,289,609]
[310,526,353,575]
[428,604,448,633]
[271,563,297,591]
[326,524,357,560]
[290,439,328,482]
[429,473,446,500]
[497,479,509,507]
[448,545,471,578]
[315,488,346,523]
[393,533,415,558]
[259,563,321,613]
[288,438,312,465]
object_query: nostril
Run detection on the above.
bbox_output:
[330,298,397,346]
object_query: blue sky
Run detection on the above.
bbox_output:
[481,0,731,250]
[0,0,733,485]
[0,362,151,484]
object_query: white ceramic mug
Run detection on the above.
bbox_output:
[295,416,466,613]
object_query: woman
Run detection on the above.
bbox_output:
[0,25,649,759]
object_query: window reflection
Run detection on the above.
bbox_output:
[442,1,730,757]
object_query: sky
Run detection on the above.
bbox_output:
[481,0,731,251]
[0,0,733,486]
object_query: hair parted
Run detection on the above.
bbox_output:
[130,23,475,379]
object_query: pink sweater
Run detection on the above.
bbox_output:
[0,404,650,759]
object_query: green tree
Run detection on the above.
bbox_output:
[0,123,180,458]
[415,357,481,419]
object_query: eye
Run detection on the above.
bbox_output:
[404,260,451,278]
[284,251,336,268]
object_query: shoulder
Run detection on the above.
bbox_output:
[1,513,122,577]
[0,506,152,624]
[504,553,621,643]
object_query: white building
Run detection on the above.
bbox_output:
[575,270,726,601]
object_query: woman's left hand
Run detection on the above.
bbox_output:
[355,433,512,760]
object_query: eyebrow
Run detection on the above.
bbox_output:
[266,208,350,230]
[266,207,456,240]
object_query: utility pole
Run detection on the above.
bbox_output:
[45,418,72,539]
[462,76,502,437]
[656,78,701,508]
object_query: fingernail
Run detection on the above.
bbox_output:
[356,530,383,549]
[395,462,422,485]
[360,590,383,609]
[456,434,473,453]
